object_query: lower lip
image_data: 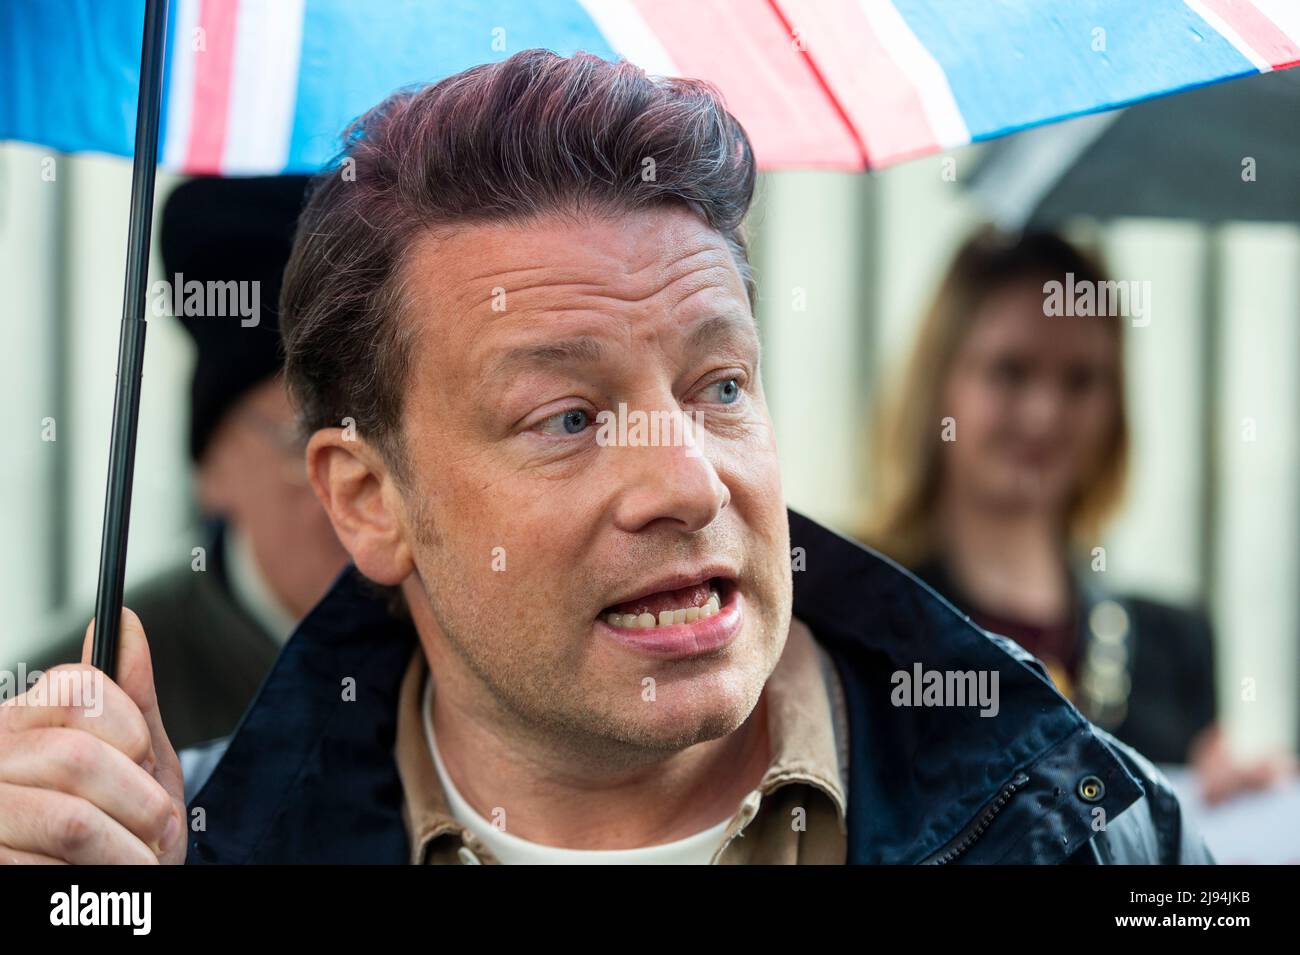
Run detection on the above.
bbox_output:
[596,587,743,659]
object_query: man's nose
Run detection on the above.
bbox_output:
[610,433,731,535]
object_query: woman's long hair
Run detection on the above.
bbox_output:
[861,226,1130,568]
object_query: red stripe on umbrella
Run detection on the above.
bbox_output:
[1199,0,1300,69]
[635,0,865,169]
[185,0,239,173]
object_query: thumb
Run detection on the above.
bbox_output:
[81,607,163,729]
[81,609,186,822]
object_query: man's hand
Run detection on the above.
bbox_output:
[0,609,186,864]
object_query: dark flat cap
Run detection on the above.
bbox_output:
[160,175,311,462]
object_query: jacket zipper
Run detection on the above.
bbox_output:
[921,771,1031,865]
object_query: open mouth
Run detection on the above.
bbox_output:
[600,576,733,630]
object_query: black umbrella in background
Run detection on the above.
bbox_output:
[967,67,1300,228]
[91,0,168,678]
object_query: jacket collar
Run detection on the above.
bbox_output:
[188,511,1142,864]
[784,512,1143,863]
[914,550,1140,749]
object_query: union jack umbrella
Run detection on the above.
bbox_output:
[1,0,1296,674]
[5,0,1299,172]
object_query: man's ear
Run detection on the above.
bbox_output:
[305,428,414,586]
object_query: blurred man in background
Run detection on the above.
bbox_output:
[25,176,349,749]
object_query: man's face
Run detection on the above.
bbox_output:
[392,207,791,756]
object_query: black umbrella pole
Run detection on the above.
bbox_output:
[90,0,168,678]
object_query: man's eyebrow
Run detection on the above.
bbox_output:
[686,313,760,354]
[490,336,608,378]
[490,314,757,380]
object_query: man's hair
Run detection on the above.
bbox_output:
[281,49,757,476]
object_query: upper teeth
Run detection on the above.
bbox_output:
[607,591,721,629]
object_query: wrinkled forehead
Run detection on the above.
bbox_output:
[398,208,755,384]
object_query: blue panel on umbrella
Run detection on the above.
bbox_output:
[891,0,1257,142]
[0,0,147,159]
[285,0,619,171]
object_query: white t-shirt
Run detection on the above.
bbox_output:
[421,679,734,864]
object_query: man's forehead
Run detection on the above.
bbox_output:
[400,209,753,375]
[405,208,746,315]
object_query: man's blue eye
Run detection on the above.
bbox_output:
[540,408,590,435]
[709,378,741,404]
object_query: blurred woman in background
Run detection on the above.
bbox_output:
[862,226,1291,802]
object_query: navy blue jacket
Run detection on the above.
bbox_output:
[186,511,1212,864]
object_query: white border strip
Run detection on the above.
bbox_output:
[577,0,680,78]
[1185,0,1271,72]
[1245,0,1300,54]
[222,0,305,174]
[855,0,969,148]
[161,0,200,168]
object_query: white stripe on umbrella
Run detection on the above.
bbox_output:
[161,0,200,169]
[221,0,305,174]
[1251,0,1300,50]
[577,0,680,77]
[773,0,942,167]
[855,0,968,151]
[623,0,865,168]
[1185,0,1274,72]
[1201,0,1300,68]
